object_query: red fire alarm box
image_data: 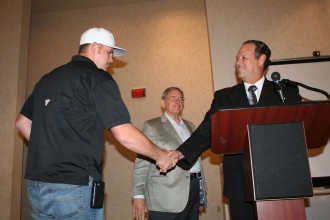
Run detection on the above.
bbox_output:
[131,88,146,98]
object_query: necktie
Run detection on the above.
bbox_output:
[248,85,258,105]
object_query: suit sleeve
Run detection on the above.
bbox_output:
[131,122,155,197]
[176,92,220,170]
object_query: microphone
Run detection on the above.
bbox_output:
[271,72,330,101]
[271,72,285,103]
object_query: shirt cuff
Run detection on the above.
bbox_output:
[133,195,145,199]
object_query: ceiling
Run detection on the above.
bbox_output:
[31,0,164,14]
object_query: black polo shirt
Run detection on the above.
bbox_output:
[21,55,131,185]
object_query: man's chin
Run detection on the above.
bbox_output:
[237,72,245,79]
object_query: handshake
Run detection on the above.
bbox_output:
[156,149,185,172]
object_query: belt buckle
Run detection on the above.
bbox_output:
[190,172,200,179]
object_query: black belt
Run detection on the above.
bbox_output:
[190,172,201,179]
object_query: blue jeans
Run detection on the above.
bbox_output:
[27,177,104,220]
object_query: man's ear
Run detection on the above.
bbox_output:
[258,54,266,67]
[161,99,166,109]
[88,42,98,52]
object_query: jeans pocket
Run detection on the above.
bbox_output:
[27,181,40,213]
[46,183,85,219]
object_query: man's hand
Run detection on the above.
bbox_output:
[199,206,206,216]
[168,150,185,162]
[155,150,185,172]
[132,198,148,220]
[156,149,177,172]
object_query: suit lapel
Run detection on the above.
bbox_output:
[233,83,250,106]
[161,114,183,144]
[182,119,194,134]
[258,79,282,105]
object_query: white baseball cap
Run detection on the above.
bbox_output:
[80,27,126,57]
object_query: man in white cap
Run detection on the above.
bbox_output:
[15,27,176,220]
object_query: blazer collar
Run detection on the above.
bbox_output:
[161,114,184,144]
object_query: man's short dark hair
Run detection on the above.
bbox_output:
[78,44,89,54]
[243,40,271,70]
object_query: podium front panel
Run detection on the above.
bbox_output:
[244,122,313,201]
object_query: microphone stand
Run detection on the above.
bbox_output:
[282,79,330,100]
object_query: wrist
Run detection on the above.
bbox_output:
[177,150,185,160]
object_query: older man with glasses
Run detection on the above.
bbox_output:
[132,87,207,220]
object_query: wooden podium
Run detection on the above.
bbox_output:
[211,101,330,220]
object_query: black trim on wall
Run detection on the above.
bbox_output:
[271,56,330,66]
[312,176,330,188]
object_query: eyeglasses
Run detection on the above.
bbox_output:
[167,97,185,103]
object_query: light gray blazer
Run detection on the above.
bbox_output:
[132,114,207,212]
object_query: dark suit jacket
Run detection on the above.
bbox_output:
[177,78,301,200]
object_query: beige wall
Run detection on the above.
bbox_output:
[0,0,31,219]
[206,0,330,90]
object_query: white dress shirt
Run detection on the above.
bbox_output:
[165,112,201,173]
[244,76,265,102]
